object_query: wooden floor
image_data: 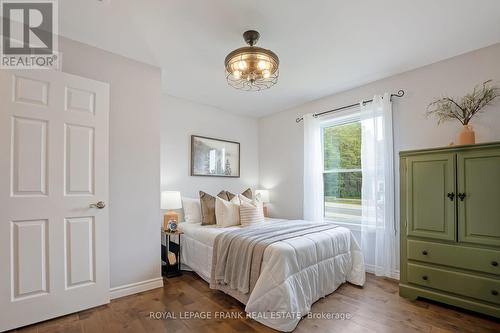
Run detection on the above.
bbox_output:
[12,272,500,333]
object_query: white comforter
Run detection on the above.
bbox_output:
[179,220,365,332]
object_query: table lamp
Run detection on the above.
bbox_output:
[255,189,270,217]
[161,191,182,230]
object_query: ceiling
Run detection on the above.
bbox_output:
[59,0,500,117]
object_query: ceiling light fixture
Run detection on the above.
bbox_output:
[225,30,279,91]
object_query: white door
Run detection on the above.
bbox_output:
[0,70,110,332]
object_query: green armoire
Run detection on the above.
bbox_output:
[400,142,500,318]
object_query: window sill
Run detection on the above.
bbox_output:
[323,219,362,232]
[323,220,381,233]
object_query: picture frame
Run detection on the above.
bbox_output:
[190,135,240,178]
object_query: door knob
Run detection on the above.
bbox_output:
[89,201,106,209]
[457,193,466,201]
[447,193,455,201]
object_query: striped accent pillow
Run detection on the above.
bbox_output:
[239,194,264,226]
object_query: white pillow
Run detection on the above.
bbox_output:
[215,196,240,227]
[239,194,264,226]
[182,197,201,223]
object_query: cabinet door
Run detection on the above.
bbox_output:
[406,153,456,241]
[457,149,500,246]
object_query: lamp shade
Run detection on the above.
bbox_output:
[255,189,270,203]
[161,191,182,210]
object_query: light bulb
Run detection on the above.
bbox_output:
[258,60,269,70]
[238,61,247,70]
[233,70,241,79]
[262,70,271,78]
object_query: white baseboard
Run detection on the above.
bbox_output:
[107,268,397,300]
[109,277,164,300]
[365,264,400,280]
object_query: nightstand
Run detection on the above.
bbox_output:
[161,229,183,278]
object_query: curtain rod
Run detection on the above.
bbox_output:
[295,90,405,123]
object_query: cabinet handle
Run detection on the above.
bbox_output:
[422,250,428,256]
[492,261,499,267]
[422,276,428,281]
[447,193,455,201]
[457,193,466,201]
[492,290,499,296]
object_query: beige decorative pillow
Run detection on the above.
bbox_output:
[215,196,240,227]
[218,190,231,201]
[241,188,253,199]
[225,188,252,201]
[239,194,264,226]
[199,191,227,225]
[225,191,236,201]
[239,193,252,204]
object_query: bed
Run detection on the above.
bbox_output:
[178,218,365,332]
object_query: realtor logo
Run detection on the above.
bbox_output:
[1,0,59,68]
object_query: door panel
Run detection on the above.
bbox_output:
[458,149,500,246]
[65,87,96,114]
[406,153,456,241]
[11,117,48,196]
[64,124,95,195]
[11,219,49,300]
[13,76,49,106]
[65,217,95,289]
[0,70,110,332]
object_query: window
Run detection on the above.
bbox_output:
[322,113,362,225]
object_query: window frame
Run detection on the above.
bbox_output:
[320,109,362,228]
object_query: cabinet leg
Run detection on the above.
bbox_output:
[399,287,419,301]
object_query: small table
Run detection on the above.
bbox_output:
[161,229,183,278]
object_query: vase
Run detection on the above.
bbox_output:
[456,125,475,145]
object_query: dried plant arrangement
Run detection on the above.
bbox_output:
[426,80,500,125]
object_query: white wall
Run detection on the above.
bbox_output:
[161,95,259,201]
[60,37,162,289]
[259,43,500,273]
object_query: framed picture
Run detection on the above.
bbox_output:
[190,135,240,178]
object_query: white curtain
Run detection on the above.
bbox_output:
[360,93,397,278]
[303,113,324,221]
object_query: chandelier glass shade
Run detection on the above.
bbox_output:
[225,30,279,91]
